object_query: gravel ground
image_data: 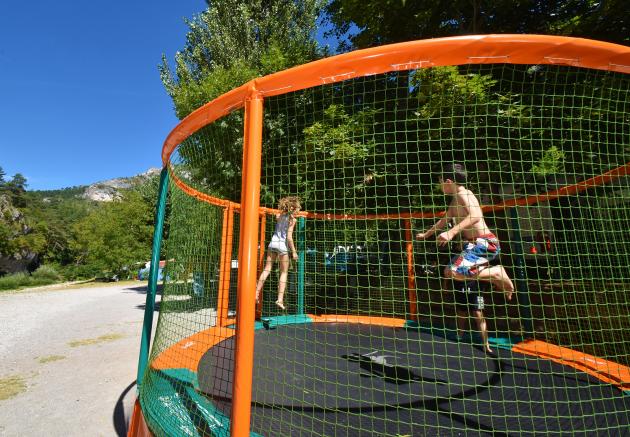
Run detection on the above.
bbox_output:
[0,281,158,437]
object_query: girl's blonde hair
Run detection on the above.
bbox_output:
[278,196,301,213]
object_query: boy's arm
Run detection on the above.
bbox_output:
[416,214,449,240]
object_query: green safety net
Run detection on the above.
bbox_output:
[139,63,630,436]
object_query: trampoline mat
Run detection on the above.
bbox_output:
[197,323,630,436]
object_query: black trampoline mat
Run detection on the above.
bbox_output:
[197,322,630,436]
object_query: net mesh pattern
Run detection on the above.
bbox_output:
[139,63,630,436]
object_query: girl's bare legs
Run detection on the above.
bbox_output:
[275,253,291,310]
[256,252,277,303]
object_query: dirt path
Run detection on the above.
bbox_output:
[0,281,158,437]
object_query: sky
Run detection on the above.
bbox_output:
[0,1,214,191]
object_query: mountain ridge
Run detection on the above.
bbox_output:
[33,167,161,202]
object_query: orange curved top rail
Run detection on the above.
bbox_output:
[162,34,630,220]
[162,34,630,164]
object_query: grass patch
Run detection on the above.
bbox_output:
[0,272,58,292]
[0,375,27,401]
[0,265,64,292]
[37,355,66,364]
[0,279,141,295]
[68,333,125,347]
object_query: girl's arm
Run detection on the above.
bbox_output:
[286,216,298,259]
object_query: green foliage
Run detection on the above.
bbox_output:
[160,0,325,119]
[325,0,629,50]
[0,163,162,281]
[0,220,17,256]
[0,265,61,292]
[162,188,223,283]
[412,66,497,118]
[300,103,381,212]
[30,264,61,281]
[160,1,327,208]
[71,190,153,277]
[531,146,566,177]
[22,191,95,266]
[304,104,379,161]
[2,173,28,207]
[0,272,30,291]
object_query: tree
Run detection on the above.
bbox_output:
[325,0,629,50]
[71,191,153,276]
[159,0,327,205]
[8,173,27,191]
[22,193,94,267]
[161,0,326,119]
[6,173,28,207]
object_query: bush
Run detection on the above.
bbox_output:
[0,265,64,291]
[0,272,31,291]
[31,265,61,281]
[58,264,99,281]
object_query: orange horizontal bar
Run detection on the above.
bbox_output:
[168,159,630,222]
[168,163,240,211]
[482,162,630,213]
[308,314,408,328]
[512,339,630,391]
[151,326,236,372]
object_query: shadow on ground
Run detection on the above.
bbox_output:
[113,380,136,437]
[125,283,163,295]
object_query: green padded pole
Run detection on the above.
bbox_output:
[136,167,169,388]
[509,207,533,336]
[297,216,305,315]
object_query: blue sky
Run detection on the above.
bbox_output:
[0,1,217,190]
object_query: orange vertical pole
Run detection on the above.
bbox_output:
[231,89,263,437]
[218,203,234,327]
[404,219,417,321]
[256,213,267,317]
[258,213,267,270]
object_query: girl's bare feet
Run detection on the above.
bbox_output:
[275,301,286,310]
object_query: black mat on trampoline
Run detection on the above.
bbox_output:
[197,323,630,436]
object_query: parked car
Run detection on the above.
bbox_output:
[324,246,387,287]
[137,260,167,281]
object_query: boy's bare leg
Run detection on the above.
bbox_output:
[456,310,467,339]
[476,266,514,300]
[473,309,492,353]
[445,266,514,300]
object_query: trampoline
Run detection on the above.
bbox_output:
[139,315,630,436]
[129,35,630,437]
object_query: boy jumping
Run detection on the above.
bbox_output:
[416,164,514,300]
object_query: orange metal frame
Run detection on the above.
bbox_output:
[148,35,630,437]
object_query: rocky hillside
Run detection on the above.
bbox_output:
[0,194,38,274]
[80,167,161,202]
[1,167,162,275]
